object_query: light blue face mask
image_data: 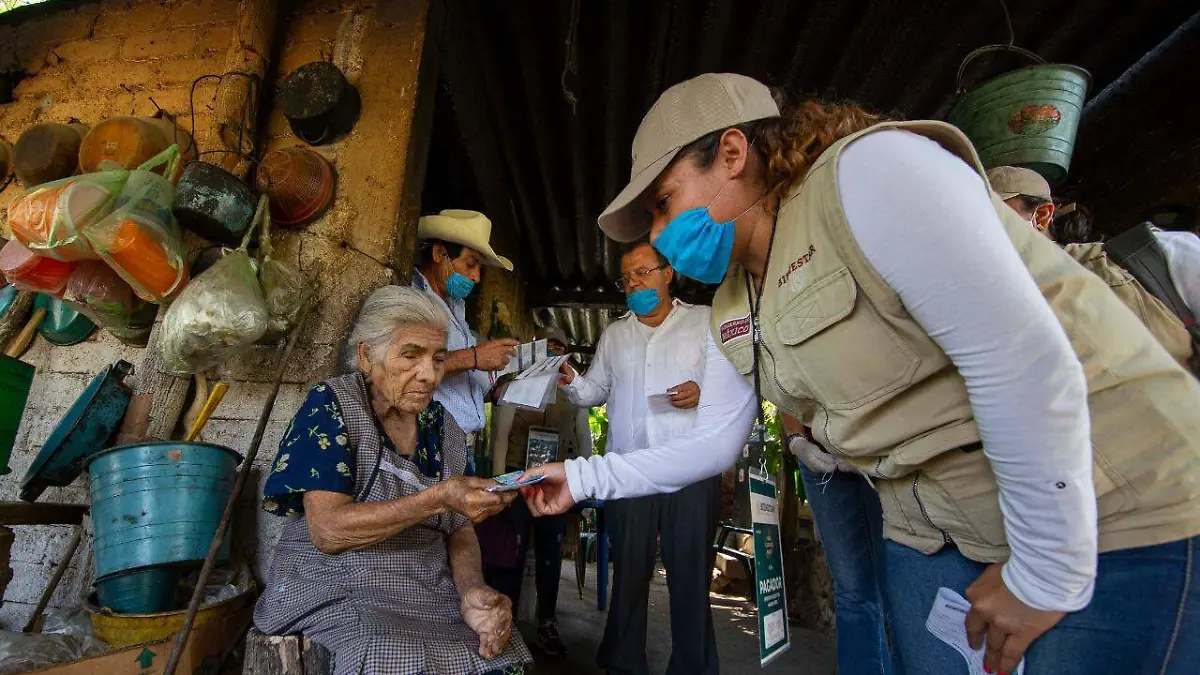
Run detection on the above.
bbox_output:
[625,288,661,316]
[652,180,759,285]
[445,271,475,299]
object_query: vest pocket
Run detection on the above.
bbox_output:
[774,266,919,409]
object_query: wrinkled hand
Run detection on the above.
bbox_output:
[965,564,1065,675]
[436,477,516,523]
[460,585,513,659]
[519,463,576,516]
[789,436,840,474]
[557,361,577,386]
[667,381,700,409]
[474,339,519,372]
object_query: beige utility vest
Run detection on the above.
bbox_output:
[711,120,1200,562]
[1063,243,1194,369]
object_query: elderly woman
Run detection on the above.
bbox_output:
[254,286,533,675]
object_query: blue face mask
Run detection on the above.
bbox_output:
[625,288,661,317]
[445,271,475,299]
[652,208,735,285]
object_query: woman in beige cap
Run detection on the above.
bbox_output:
[524,73,1200,675]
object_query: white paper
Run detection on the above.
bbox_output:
[925,587,1025,675]
[499,355,569,411]
[497,339,549,377]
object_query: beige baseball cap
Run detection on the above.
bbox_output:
[986,166,1052,201]
[598,73,781,242]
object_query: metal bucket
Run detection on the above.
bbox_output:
[0,354,35,476]
[946,45,1091,183]
[86,442,241,580]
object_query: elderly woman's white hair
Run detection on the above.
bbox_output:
[343,286,449,371]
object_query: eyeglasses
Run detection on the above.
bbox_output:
[615,265,667,290]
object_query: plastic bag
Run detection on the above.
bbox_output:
[159,200,268,374]
[4,172,127,262]
[0,239,75,296]
[83,147,188,303]
[256,196,316,343]
[63,260,157,335]
[0,609,107,675]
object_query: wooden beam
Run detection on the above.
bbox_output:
[0,501,88,526]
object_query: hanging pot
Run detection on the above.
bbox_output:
[946,45,1090,183]
[172,161,257,245]
[12,123,88,188]
[0,138,12,183]
[277,62,361,145]
[78,117,196,176]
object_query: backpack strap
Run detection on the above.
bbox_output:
[1106,223,1200,368]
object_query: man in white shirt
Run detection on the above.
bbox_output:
[559,242,720,675]
[412,209,520,469]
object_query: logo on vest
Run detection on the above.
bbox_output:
[720,314,752,344]
[777,245,817,289]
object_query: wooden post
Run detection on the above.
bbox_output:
[137,0,280,441]
[242,629,332,675]
[203,0,281,179]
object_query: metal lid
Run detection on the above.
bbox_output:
[277,61,351,121]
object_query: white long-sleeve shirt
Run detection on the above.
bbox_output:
[561,300,710,454]
[1152,229,1200,316]
[565,129,1097,613]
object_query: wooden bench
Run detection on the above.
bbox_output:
[243,628,332,675]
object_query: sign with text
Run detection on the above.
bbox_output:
[750,468,790,666]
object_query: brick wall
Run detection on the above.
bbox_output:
[0,0,438,629]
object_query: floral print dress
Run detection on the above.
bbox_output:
[263,383,468,516]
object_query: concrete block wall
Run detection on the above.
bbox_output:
[0,0,435,629]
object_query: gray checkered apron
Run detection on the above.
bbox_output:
[253,373,532,675]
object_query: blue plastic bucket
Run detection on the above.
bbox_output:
[86,442,241,580]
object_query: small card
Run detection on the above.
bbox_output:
[647,392,675,415]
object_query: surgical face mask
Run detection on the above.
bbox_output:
[445,271,475,299]
[652,178,760,285]
[625,288,661,316]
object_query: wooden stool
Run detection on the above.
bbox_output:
[242,628,332,675]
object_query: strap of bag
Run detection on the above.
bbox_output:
[1106,222,1200,363]
[240,194,268,252]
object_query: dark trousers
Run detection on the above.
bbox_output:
[484,497,567,621]
[597,476,721,675]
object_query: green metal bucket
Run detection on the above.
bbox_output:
[947,45,1091,183]
[0,354,36,476]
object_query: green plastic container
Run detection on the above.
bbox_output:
[94,567,182,614]
[947,45,1091,183]
[0,355,36,476]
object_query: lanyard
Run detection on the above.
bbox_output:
[743,215,781,451]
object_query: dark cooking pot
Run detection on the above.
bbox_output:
[277,62,361,145]
[172,161,257,245]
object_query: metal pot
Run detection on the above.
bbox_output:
[277,61,361,145]
[172,161,257,245]
[12,123,88,188]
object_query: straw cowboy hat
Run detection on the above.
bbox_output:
[418,209,513,271]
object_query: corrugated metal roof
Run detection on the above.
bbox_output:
[423,0,1198,346]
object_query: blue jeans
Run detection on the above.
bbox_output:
[801,465,897,675]
[885,536,1200,675]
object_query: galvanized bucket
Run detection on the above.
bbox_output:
[87,442,241,581]
[947,45,1091,183]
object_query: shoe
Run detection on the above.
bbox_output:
[535,619,568,657]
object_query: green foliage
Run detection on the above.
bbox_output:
[588,405,608,455]
[0,0,53,14]
[760,400,784,475]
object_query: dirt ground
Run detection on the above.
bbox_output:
[523,563,836,675]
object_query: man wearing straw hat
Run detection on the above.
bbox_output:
[413,209,520,465]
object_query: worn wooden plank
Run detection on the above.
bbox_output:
[0,501,89,526]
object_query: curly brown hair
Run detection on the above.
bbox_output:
[679,90,893,210]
